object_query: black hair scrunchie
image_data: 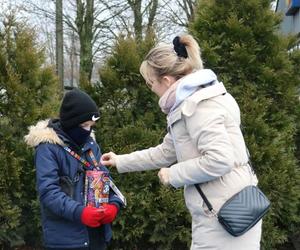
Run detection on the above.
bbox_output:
[173,36,188,58]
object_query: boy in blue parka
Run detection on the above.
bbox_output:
[25,88,124,250]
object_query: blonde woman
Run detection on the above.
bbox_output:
[101,35,262,249]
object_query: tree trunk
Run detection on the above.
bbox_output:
[70,30,76,87]
[76,0,94,88]
[146,0,158,37]
[56,0,64,93]
[128,0,143,41]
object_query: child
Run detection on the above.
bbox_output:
[25,88,125,250]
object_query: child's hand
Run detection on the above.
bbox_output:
[81,206,104,227]
[100,204,118,224]
[100,152,117,167]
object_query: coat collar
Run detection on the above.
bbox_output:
[167,81,227,126]
[181,81,227,117]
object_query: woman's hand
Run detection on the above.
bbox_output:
[100,152,117,167]
[158,168,170,186]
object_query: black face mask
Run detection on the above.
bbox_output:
[65,126,91,146]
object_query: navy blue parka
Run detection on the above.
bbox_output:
[25,119,124,249]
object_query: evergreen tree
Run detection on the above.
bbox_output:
[0,15,59,248]
[190,0,300,249]
[88,36,191,249]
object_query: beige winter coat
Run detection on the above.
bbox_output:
[115,81,262,249]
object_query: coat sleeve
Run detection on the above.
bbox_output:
[168,100,235,188]
[115,132,177,173]
[35,144,84,222]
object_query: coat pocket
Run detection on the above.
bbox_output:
[59,176,74,198]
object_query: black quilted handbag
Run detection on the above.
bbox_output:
[194,184,270,237]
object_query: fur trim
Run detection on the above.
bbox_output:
[24,119,64,147]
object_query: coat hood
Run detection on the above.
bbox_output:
[172,69,218,111]
[25,119,97,148]
[24,119,64,147]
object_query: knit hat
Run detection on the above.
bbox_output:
[59,88,100,129]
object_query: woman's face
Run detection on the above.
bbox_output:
[146,75,177,97]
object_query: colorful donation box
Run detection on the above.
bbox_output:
[85,170,110,208]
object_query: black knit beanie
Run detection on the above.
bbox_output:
[59,88,100,129]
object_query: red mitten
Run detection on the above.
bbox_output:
[100,204,118,224]
[81,206,104,227]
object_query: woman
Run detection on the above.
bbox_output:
[100,35,262,249]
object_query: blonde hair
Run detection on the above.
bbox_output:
[140,34,203,84]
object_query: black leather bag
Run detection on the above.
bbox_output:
[194,184,270,237]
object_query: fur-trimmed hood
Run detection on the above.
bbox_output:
[24,119,65,147]
[24,119,97,148]
[24,119,96,147]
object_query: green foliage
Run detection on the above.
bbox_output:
[191,0,300,249]
[87,36,191,249]
[0,117,23,248]
[0,15,59,248]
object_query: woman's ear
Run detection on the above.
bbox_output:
[161,75,176,87]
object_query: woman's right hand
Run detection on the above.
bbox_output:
[100,152,117,167]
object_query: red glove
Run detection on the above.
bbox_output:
[81,206,104,227]
[100,204,118,224]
